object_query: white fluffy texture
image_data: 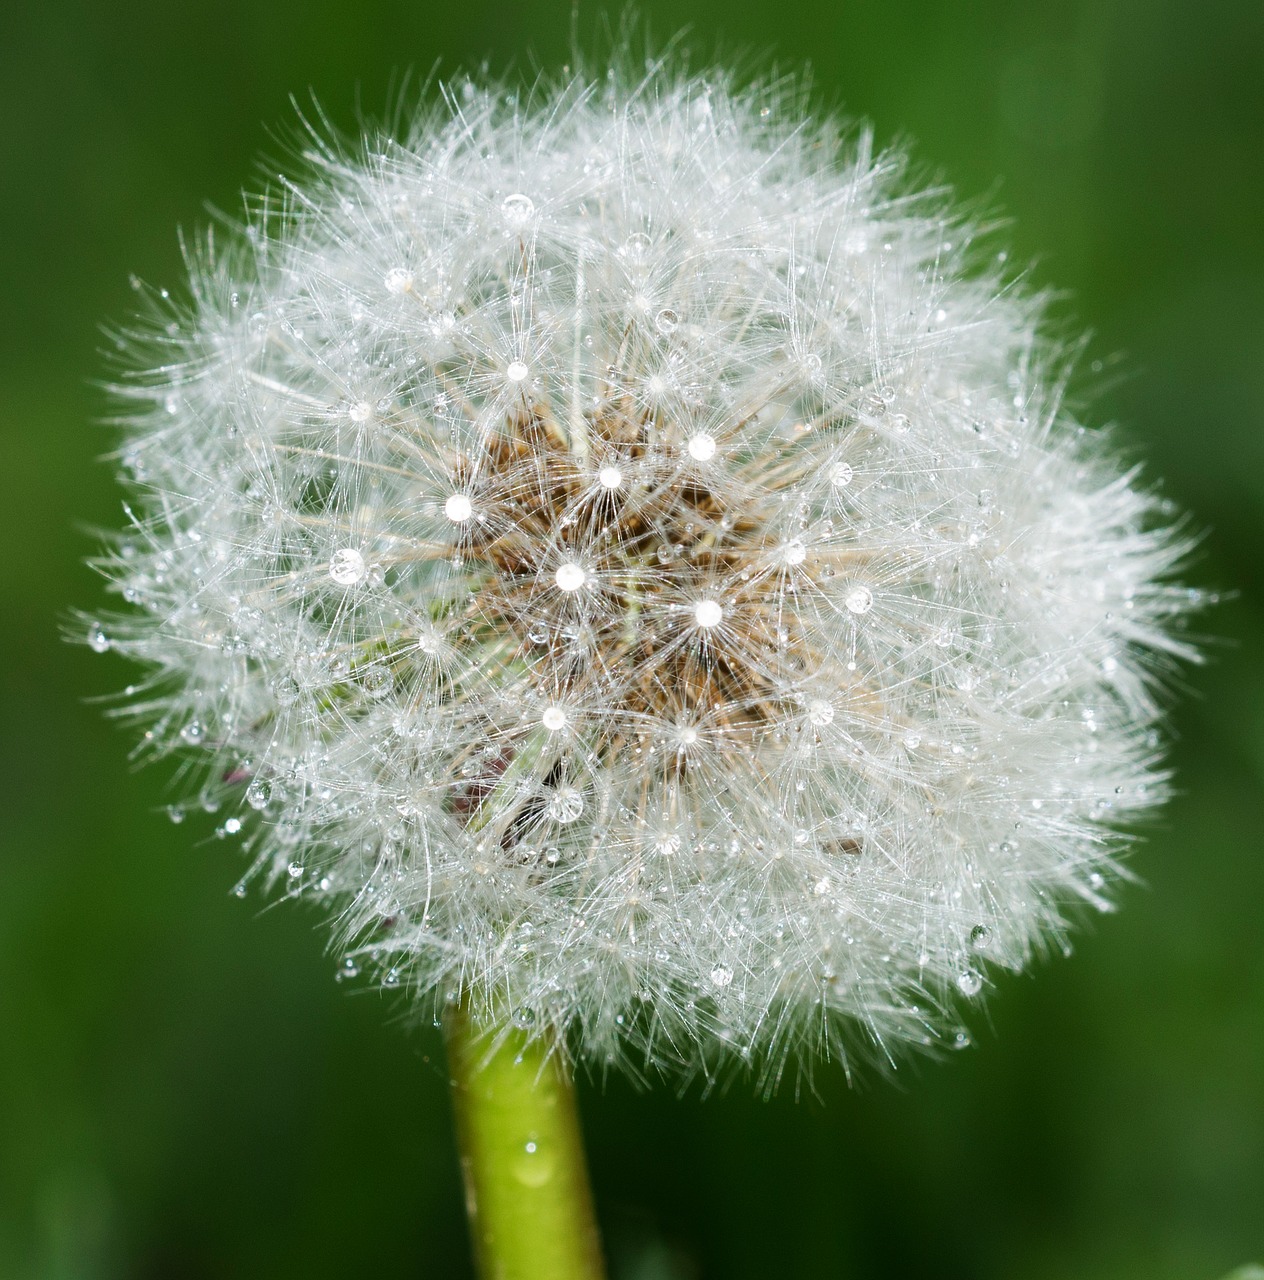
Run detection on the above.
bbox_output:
[91,69,1200,1082]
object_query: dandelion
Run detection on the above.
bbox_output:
[83,58,1203,1279]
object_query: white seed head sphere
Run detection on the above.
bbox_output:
[91,65,1202,1082]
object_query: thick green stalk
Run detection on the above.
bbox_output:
[445,1005,605,1280]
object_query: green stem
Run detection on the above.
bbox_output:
[445,1004,605,1280]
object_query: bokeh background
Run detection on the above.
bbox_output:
[2,1,1261,1277]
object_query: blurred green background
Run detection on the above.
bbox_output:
[2,0,1261,1277]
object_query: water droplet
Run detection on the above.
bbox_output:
[444,493,473,523]
[802,352,823,379]
[336,957,360,981]
[527,621,550,645]
[166,804,185,824]
[783,539,807,566]
[348,401,372,423]
[686,433,716,461]
[710,964,734,989]
[545,785,584,824]
[180,721,204,744]
[501,192,535,224]
[807,699,835,727]
[830,461,854,487]
[598,464,623,489]
[622,232,652,263]
[246,780,271,810]
[87,622,110,653]
[221,817,242,836]
[654,307,679,334]
[957,968,983,997]
[329,547,367,586]
[514,1135,555,1187]
[287,861,304,879]
[384,267,413,294]
[513,1006,536,1028]
[541,706,568,732]
[693,599,723,629]
[951,1028,972,1050]
[555,562,586,592]
[903,732,922,750]
[506,360,530,383]
[969,924,991,951]
[844,585,873,615]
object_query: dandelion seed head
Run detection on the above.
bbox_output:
[84,59,1204,1084]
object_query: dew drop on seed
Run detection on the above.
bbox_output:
[970,924,991,951]
[444,493,473,523]
[957,969,983,997]
[654,307,679,334]
[506,360,529,383]
[622,232,651,263]
[527,621,550,645]
[844,585,873,614]
[501,192,535,224]
[87,622,110,653]
[166,805,185,824]
[348,401,372,423]
[598,464,623,489]
[287,862,304,878]
[555,562,586,592]
[545,786,584,824]
[951,1028,972,1050]
[180,721,203,744]
[686,433,716,461]
[807,699,835,727]
[830,461,854,487]
[541,706,568,732]
[694,599,723,628]
[329,547,367,585]
[710,964,734,989]
[384,267,413,294]
[246,780,271,810]
[783,539,807,566]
